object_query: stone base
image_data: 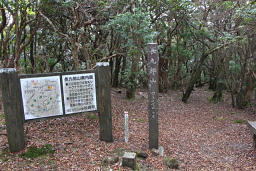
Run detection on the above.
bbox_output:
[122,152,136,169]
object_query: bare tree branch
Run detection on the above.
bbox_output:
[100,54,117,62]
[39,11,69,39]
[92,54,117,69]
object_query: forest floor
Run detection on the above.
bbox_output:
[0,87,256,170]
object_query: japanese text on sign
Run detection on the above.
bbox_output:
[62,73,97,114]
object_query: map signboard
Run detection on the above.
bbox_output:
[62,73,97,114]
[20,76,63,120]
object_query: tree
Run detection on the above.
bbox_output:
[107,6,156,99]
[1,0,38,70]
[39,0,112,70]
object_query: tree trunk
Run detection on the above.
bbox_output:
[231,92,235,108]
[126,55,139,99]
[211,80,225,103]
[209,76,217,90]
[182,43,229,103]
[158,56,168,93]
[110,58,113,85]
[182,55,206,103]
[235,70,248,109]
[245,72,254,104]
[126,87,135,99]
[208,57,217,90]
[30,33,35,73]
[70,39,80,70]
[195,71,204,88]
[234,71,254,109]
[120,55,126,86]
[235,90,247,109]
[182,71,199,103]
[24,47,27,73]
[112,56,121,87]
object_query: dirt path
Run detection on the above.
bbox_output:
[0,88,256,170]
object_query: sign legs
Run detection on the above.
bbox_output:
[0,69,25,152]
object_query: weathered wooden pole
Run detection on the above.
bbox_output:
[96,62,113,142]
[0,68,25,152]
[147,43,159,149]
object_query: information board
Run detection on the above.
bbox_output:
[62,73,97,114]
[20,76,63,120]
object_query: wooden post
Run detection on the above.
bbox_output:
[0,68,25,152]
[96,62,113,142]
[147,43,159,149]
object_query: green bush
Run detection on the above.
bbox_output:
[233,119,247,124]
[0,148,11,162]
[163,157,179,169]
[138,118,146,123]
[87,113,98,120]
[19,144,54,159]
[0,114,6,125]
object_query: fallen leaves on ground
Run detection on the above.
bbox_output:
[0,87,256,170]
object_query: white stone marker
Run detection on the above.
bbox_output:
[159,146,164,156]
[124,111,129,143]
[122,152,136,169]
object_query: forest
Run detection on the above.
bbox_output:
[1,0,256,107]
[2,1,256,170]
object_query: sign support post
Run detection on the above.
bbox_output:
[96,62,113,142]
[147,43,159,149]
[0,69,25,152]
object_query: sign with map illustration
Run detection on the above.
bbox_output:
[20,76,63,120]
[62,73,97,114]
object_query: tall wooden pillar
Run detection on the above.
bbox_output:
[0,68,25,152]
[147,43,159,149]
[96,62,113,142]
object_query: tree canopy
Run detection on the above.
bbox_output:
[1,0,256,108]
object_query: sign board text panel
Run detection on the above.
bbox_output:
[62,73,97,114]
